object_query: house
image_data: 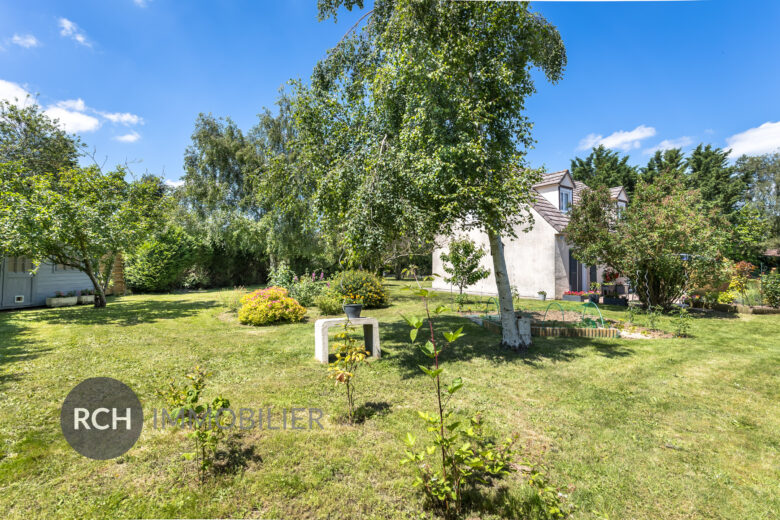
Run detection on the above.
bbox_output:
[0,256,93,310]
[431,170,628,299]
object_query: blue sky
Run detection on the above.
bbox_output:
[1,0,779,185]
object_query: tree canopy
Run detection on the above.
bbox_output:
[570,145,639,195]
[293,0,566,347]
[565,172,725,309]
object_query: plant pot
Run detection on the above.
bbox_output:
[343,303,363,319]
[562,294,586,302]
[603,296,628,306]
[538,295,546,301]
[77,295,95,305]
[46,296,78,308]
[588,294,600,304]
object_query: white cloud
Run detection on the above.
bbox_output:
[43,106,101,133]
[114,131,141,143]
[164,179,184,188]
[58,18,91,47]
[55,98,87,111]
[11,34,40,48]
[643,136,693,155]
[99,111,143,125]
[0,79,33,105]
[2,78,143,137]
[578,125,656,152]
[726,122,780,157]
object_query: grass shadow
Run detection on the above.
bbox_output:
[380,314,635,378]
[353,401,392,424]
[0,317,52,390]
[27,298,217,327]
[213,437,263,476]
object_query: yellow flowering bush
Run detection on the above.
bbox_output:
[333,270,389,308]
[238,286,306,325]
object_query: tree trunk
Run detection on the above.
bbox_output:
[486,229,528,349]
[83,259,107,308]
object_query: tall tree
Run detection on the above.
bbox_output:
[0,99,83,175]
[686,144,748,219]
[570,145,639,194]
[641,148,686,184]
[735,152,780,248]
[565,172,725,309]
[297,0,567,348]
[0,164,165,307]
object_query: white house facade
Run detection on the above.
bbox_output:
[432,170,628,299]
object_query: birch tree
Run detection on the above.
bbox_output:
[296,0,566,347]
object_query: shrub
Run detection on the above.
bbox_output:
[717,290,737,305]
[238,286,306,325]
[328,322,370,423]
[267,262,296,291]
[125,225,196,292]
[314,287,344,315]
[332,270,389,308]
[289,274,325,307]
[762,271,780,308]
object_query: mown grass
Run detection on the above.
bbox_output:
[0,281,778,519]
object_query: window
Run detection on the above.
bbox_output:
[7,256,32,273]
[559,187,573,214]
[617,200,627,217]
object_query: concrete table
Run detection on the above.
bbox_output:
[314,317,381,363]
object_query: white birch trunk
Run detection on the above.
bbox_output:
[487,229,528,349]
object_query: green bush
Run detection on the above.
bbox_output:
[267,262,296,291]
[125,225,196,292]
[290,276,325,307]
[315,288,344,315]
[238,286,306,325]
[332,270,389,308]
[762,271,780,308]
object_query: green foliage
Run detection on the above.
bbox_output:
[571,145,639,195]
[0,163,166,307]
[761,271,780,308]
[645,306,662,331]
[314,287,345,315]
[267,261,296,291]
[641,148,687,184]
[237,287,306,325]
[333,270,388,308]
[717,290,737,305]
[440,238,490,297]
[736,152,780,248]
[0,100,82,175]
[400,280,516,517]
[687,144,746,219]
[327,322,370,424]
[726,205,771,263]
[156,366,231,483]
[566,172,725,309]
[673,307,692,338]
[125,225,196,292]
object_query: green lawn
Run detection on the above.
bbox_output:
[0,281,778,519]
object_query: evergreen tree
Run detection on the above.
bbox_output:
[570,145,639,194]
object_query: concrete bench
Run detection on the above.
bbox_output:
[314,317,381,363]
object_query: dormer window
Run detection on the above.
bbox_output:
[559,187,572,214]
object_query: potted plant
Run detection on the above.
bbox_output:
[562,290,587,302]
[537,290,547,301]
[342,294,364,319]
[46,291,78,308]
[77,288,95,305]
[588,282,601,304]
